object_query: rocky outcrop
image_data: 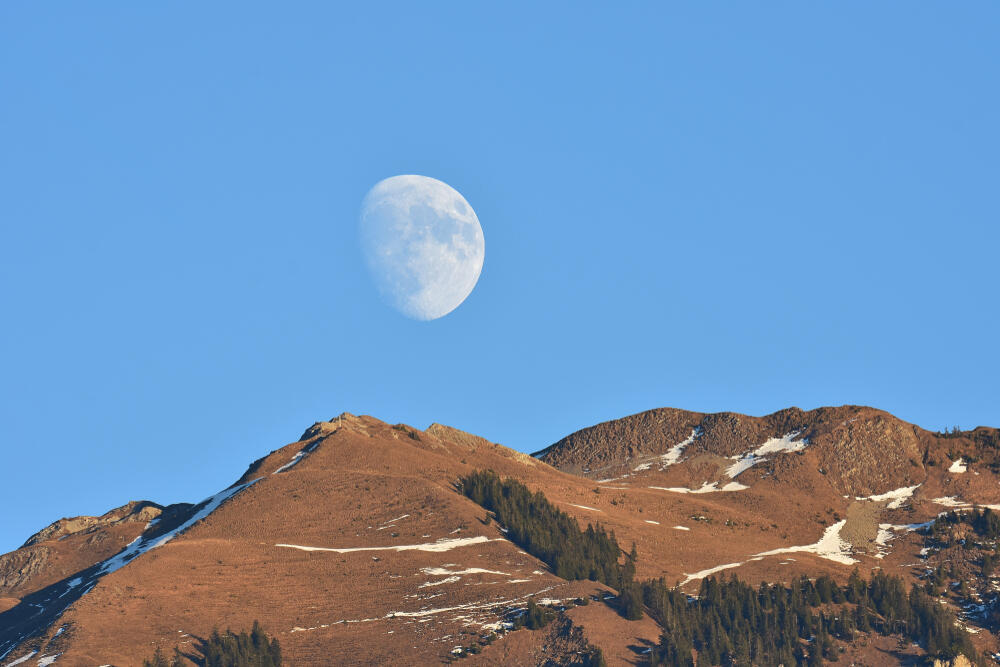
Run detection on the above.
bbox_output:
[0,547,50,591]
[21,501,162,548]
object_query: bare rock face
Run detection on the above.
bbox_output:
[299,412,360,441]
[533,407,704,477]
[0,548,50,591]
[814,411,923,496]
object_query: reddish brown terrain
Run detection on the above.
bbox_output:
[2,406,1000,666]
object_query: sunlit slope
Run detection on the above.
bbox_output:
[2,407,999,665]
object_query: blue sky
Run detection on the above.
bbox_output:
[1,3,997,554]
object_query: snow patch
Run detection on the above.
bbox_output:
[421,567,509,577]
[660,428,700,467]
[724,457,759,479]
[273,439,320,474]
[950,458,967,473]
[725,431,808,479]
[872,525,900,558]
[753,520,856,565]
[377,514,410,530]
[861,485,921,510]
[419,576,460,587]
[673,526,690,531]
[883,521,934,532]
[36,656,60,667]
[644,520,660,525]
[276,536,496,554]
[681,561,744,585]
[630,428,702,472]
[650,481,748,494]
[3,652,36,667]
[933,497,971,508]
[681,520,856,585]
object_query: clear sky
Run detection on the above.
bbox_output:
[1,3,997,554]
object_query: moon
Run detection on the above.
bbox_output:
[359,175,485,321]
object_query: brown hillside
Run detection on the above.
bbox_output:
[2,407,999,665]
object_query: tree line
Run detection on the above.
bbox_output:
[458,469,631,589]
[143,621,281,667]
[459,469,981,665]
[643,570,977,665]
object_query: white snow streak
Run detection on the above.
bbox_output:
[3,651,37,667]
[276,536,496,554]
[681,520,856,585]
[377,514,410,530]
[415,565,526,588]
[950,458,967,473]
[567,504,602,512]
[872,521,933,558]
[661,428,700,466]
[421,567,508,576]
[724,431,808,479]
[650,481,748,494]
[273,440,320,474]
[632,428,701,472]
[873,525,896,558]
[859,485,921,510]
[681,562,744,584]
[420,577,460,587]
[100,480,259,576]
[753,520,857,565]
[933,497,971,508]
[273,452,305,474]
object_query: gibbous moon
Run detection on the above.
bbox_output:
[359,175,485,321]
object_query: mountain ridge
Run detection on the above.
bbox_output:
[534,404,999,497]
[3,405,1000,665]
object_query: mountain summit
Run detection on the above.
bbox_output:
[2,407,999,665]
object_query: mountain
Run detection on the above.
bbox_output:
[2,407,999,665]
[535,405,1000,497]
